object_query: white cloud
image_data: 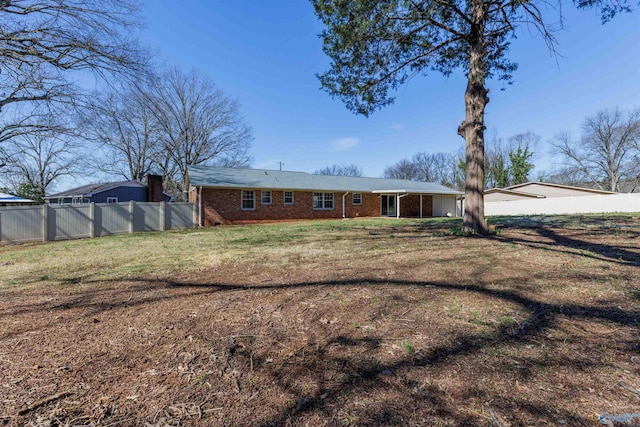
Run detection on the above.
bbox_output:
[387,123,404,131]
[331,137,359,151]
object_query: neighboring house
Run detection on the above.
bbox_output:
[484,182,617,202]
[44,175,172,205]
[0,192,35,206]
[187,165,464,226]
[578,179,638,194]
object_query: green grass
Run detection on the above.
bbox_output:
[0,218,426,287]
[1,213,638,290]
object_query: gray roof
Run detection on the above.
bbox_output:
[45,180,145,199]
[505,181,617,195]
[188,165,463,195]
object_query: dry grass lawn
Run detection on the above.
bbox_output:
[0,215,639,426]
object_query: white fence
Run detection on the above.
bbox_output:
[485,193,640,216]
[0,201,196,244]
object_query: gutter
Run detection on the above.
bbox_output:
[396,193,409,218]
[198,186,203,227]
[342,191,349,218]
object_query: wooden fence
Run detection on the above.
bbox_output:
[0,201,195,244]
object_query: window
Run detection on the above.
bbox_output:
[73,197,90,204]
[352,193,362,205]
[284,191,294,205]
[313,192,334,210]
[241,190,255,210]
[106,197,118,204]
[261,191,272,205]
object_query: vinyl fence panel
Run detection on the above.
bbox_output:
[485,193,640,216]
[96,202,133,236]
[166,202,195,230]
[133,202,163,232]
[48,204,92,241]
[0,205,44,243]
[0,202,195,244]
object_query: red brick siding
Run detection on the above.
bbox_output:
[197,189,382,225]
[400,195,433,217]
[192,188,438,225]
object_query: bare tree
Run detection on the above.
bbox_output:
[411,152,459,187]
[552,108,640,192]
[631,128,640,192]
[80,85,161,181]
[147,68,254,197]
[384,152,461,187]
[544,167,586,187]
[0,0,148,142]
[0,132,78,199]
[384,159,418,180]
[315,164,363,176]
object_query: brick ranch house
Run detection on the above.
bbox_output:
[188,166,463,226]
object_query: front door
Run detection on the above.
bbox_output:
[381,194,396,217]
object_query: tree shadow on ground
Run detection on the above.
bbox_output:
[3,272,638,424]
[157,277,637,426]
[3,218,639,424]
[488,214,640,230]
[491,226,640,267]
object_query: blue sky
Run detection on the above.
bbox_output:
[141,1,639,179]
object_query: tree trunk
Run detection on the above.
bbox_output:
[458,3,489,234]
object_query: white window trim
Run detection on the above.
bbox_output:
[284,191,294,205]
[352,193,362,205]
[106,197,118,203]
[241,190,255,210]
[313,192,334,210]
[261,190,272,205]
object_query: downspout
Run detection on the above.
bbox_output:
[198,186,203,227]
[396,193,409,218]
[419,194,423,218]
[342,191,349,219]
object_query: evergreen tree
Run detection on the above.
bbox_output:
[312,0,630,232]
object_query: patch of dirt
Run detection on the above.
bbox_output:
[1,218,639,426]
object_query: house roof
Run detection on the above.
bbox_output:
[484,188,546,198]
[0,192,35,203]
[44,181,146,199]
[504,181,617,195]
[546,180,638,193]
[188,165,464,195]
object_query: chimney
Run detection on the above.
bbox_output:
[146,174,163,202]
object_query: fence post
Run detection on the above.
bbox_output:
[42,204,49,242]
[193,201,197,228]
[89,203,95,238]
[129,201,134,234]
[160,201,166,231]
